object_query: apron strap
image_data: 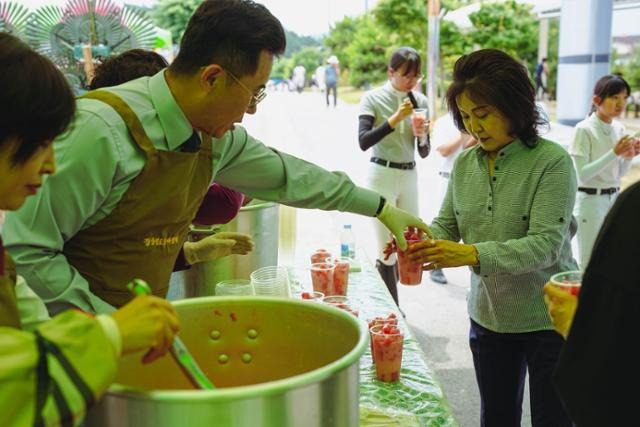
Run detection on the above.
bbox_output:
[80,91,156,154]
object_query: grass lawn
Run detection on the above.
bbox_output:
[338,86,365,104]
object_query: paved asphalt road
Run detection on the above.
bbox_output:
[241,89,533,427]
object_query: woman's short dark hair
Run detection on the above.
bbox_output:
[0,32,75,164]
[591,74,631,113]
[389,47,421,76]
[446,49,544,147]
[170,0,286,78]
[89,49,168,90]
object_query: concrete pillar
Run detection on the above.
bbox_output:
[538,18,549,63]
[427,0,440,119]
[557,0,613,126]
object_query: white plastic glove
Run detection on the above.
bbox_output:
[183,232,254,265]
[377,202,432,251]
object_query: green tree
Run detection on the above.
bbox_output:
[289,46,324,81]
[438,19,470,99]
[373,0,427,51]
[613,45,640,92]
[544,18,560,100]
[442,0,475,9]
[344,16,392,88]
[152,0,202,43]
[271,56,292,81]
[323,16,361,70]
[284,29,322,57]
[124,3,153,17]
[468,1,539,72]
[271,46,324,84]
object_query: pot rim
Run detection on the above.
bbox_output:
[107,296,368,401]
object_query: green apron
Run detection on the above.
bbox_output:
[63,91,213,307]
[0,238,21,328]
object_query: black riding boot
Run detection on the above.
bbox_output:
[376,259,399,306]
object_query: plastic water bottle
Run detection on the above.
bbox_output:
[340,224,356,259]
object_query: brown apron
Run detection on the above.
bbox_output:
[0,239,21,328]
[63,91,212,307]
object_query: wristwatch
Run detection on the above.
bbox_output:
[375,196,386,217]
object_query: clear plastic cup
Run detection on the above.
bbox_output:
[369,324,404,382]
[250,266,291,297]
[299,290,324,302]
[367,314,399,362]
[396,239,424,285]
[411,108,428,144]
[550,270,582,296]
[323,295,359,317]
[310,249,332,264]
[215,279,255,296]
[310,262,335,296]
[326,256,350,296]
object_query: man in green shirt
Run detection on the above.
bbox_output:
[3,0,427,314]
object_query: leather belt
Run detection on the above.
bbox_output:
[370,157,415,170]
[578,187,619,195]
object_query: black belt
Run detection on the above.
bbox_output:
[578,187,619,195]
[370,157,415,170]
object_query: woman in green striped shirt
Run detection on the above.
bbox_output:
[408,49,577,426]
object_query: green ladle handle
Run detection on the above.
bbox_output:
[125,279,215,390]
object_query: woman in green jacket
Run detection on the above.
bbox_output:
[0,32,180,426]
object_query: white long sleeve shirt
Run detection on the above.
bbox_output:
[569,113,632,188]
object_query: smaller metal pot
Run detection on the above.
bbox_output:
[167,200,279,300]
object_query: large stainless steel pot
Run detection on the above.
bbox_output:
[86,297,367,427]
[167,200,279,300]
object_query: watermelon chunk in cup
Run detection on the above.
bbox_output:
[395,228,425,286]
[310,249,332,264]
[369,323,404,382]
[322,296,359,317]
[367,313,398,362]
[411,108,428,145]
[300,291,325,302]
[326,257,350,296]
[550,270,582,296]
[310,262,335,296]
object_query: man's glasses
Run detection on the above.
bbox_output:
[224,68,266,107]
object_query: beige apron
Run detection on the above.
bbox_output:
[63,91,212,307]
[0,239,21,328]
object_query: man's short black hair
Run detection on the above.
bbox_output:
[0,32,75,164]
[170,0,286,78]
[446,49,545,147]
[90,49,169,89]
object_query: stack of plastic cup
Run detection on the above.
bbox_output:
[250,266,291,297]
[215,279,255,296]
